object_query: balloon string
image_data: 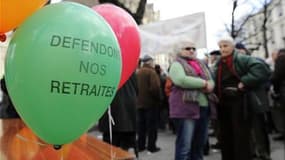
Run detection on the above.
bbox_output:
[108,106,115,160]
[16,134,47,146]
[60,148,64,160]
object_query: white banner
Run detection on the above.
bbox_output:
[139,12,207,56]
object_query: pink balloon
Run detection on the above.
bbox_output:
[93,4,141,89]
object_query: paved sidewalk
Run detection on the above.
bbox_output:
[89,129,284,160]
[137,130,220,160]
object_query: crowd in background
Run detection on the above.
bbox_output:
[96,36,284,160]
[0,37,284,160]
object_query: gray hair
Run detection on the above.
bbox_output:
[217,36,235,46]
[173,39,195,54]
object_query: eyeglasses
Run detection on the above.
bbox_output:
[184,47,196,51]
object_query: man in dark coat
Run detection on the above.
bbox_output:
[136,55,161,153]
[98,72,138,155]
[0,77,19,118]
[271,48,285,141]
[235,44,272,160]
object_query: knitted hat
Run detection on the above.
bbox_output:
[141,54,153,62]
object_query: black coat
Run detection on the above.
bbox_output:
[0,77,19,118]
[272,53,285,104]
[214,52,271,113]
[99,73,138,132]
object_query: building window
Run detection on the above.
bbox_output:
[278,5,283,16]
[270,29,275,44]
[281,24,285,40]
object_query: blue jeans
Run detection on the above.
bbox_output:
[173,107,209,160]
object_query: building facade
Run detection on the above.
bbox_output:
[64,0,99,7]
[64,0,160,24]
[142,3,160,24]
[269,0,285,50]
[237,0,285,58]
[117,0,160,24]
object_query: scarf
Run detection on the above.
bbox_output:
[176,56,212,103]
[188,60,203,76]
[217,54,240,98]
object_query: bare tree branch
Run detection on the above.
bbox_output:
[227,0,279,58]
[239,31,260,42]
[224,23,231,35]
[98,0,133,16]
[134,0,147,24]
[98,0,146,24]
[235,14,253,37]
[231,0,238,38]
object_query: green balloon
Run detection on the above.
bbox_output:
[5,2,121,145]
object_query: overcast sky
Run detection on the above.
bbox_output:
[148,0,262,51]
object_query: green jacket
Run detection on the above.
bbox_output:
[214,51,271,113]
[169,61,214,107]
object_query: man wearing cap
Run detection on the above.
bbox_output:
[136,55,161,153]
[235,42,272,160]
[235,42,250,55]
[208,50,221,72]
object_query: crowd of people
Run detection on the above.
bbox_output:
[96,36,285,160]
[1,36,284,160]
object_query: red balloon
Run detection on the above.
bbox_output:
[93,4,141,88]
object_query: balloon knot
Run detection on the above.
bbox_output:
[0,34,6,42]
[53,144,62,150]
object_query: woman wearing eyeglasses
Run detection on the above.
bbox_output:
[168,40,217,160]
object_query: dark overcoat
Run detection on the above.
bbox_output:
[99,73,138,132]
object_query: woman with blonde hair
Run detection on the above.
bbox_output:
[168,40,216,160]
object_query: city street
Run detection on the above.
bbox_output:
[138,130,284,160]
[90,129,284,160]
